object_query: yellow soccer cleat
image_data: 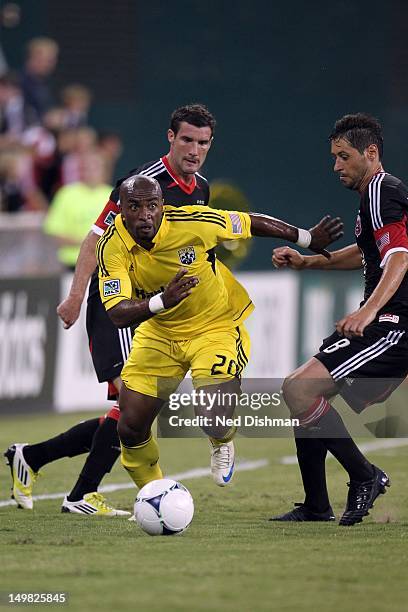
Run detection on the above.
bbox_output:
[4,443,40,510]
[61,492,131,517]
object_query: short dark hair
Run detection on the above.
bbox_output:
[170,103,216,137]
[329,113,383,159]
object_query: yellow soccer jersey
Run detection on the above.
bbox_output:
[97,205,253,339]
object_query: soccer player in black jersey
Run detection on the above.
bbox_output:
[271,113,408,526]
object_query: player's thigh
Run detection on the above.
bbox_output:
[119,384,164,435]
[315,324,408,411]
[121,327,186,399]
[86,292,133,383]
[188,326,250,386]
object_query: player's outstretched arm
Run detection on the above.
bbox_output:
[249,213,344,257]
[56,231,99,329]
[107,269,199,328]
[272,244,363,270]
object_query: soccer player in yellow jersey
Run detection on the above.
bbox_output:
[97,174,343,490]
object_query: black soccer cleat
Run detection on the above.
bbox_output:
[339,465,390,526]
[269,503,335,522]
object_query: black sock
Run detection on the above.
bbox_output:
[67,417,120,501]
[294,427,331,513]
[316,408,373,482]
[23,418,100,473]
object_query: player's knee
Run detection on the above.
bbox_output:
[282,374,307,416]
[117,414,149,446]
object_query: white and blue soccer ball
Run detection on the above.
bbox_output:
[134,479,194,536]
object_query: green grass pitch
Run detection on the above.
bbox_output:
[0,411,407,612]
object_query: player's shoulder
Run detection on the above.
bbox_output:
[376,172,408,201]
[114,158,166,189]
[134,158,167,178]
[164,205,227,229]
[165,204,224,216]
[195,171,209,185]
[97,221,123,255]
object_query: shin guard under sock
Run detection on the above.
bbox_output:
[120,435,163,488]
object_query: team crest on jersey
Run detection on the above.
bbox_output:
[355,214,362,237]
[103,279,121,297]
[178,246,196,265]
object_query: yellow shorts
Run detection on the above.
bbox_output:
[121,324,250,398]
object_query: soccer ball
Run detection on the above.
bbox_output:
[134,479,194,536]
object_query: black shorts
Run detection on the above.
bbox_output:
[315,320,408,413]
[86,290,134,386]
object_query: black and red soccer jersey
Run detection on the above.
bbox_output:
[356,172,408,317]
[92,156,209,236]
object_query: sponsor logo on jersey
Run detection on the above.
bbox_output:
[103,279,121,297]
[354,214,362,237]
[229,213,242,234]
[196,200,205,205]
[178,246,196,265]
[379,313,399,324]
[104,211,117,227]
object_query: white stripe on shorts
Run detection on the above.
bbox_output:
[330,330,405,381]
[118,327,132,362]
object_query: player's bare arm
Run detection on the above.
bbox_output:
[56,230,99,329]
[249,213,343,257]
[107,269,199,328]
[272,244,362,270]
[336,251,408,338]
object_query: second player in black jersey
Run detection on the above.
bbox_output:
[271,113,408,526]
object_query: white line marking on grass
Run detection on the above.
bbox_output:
[279,438,408,465]
[0,458,268,508]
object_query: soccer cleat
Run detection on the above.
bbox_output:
[210,440,235,486]
[3,443,40,510]
[61,492,131,517]
[269,503,336,522]
[339,465,390,526]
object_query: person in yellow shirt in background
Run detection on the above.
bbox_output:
[44,151,112,270]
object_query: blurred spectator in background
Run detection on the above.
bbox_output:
[97,131,123,183]
[60,83,92,128]
[0,33,121,218]
[0,146,48,212]
[20,37,59,121]
[60,126,97,185]
[0,71,36,143]
[43,151,112,270]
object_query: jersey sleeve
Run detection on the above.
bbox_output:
[97,233,132,310]
[91,187,120,236]
[198,208,252,250]
[370,180,408,268]
[92,166,145,235]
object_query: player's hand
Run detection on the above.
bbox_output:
[336,305,377,338]
[57,295,82,329]
[272,246,305,269]
[162,268,199,308]
[309,215,344,259]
